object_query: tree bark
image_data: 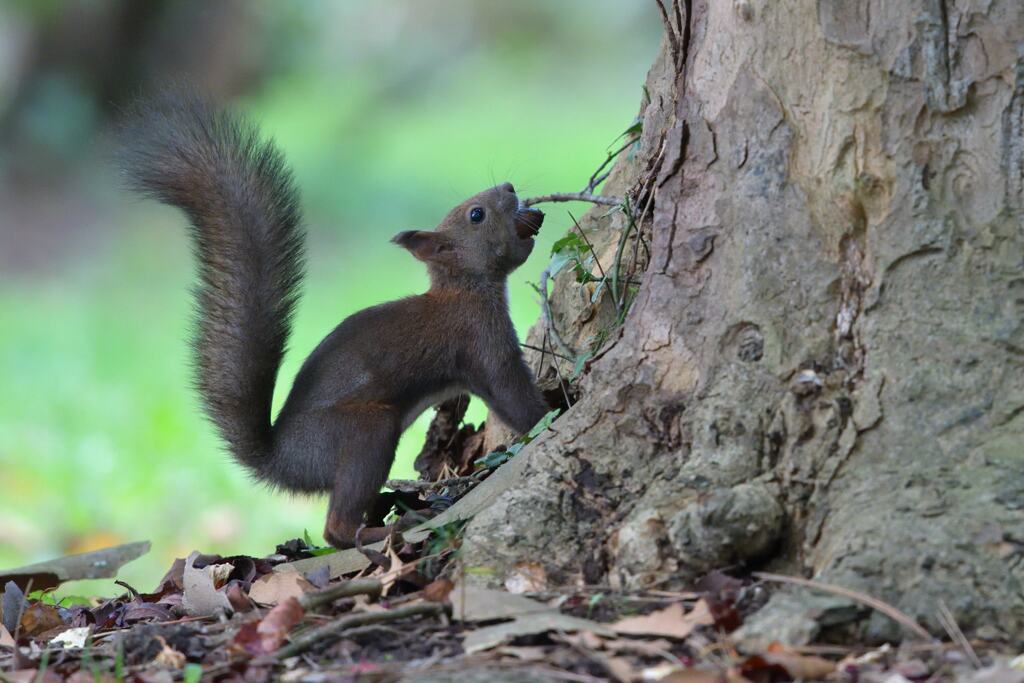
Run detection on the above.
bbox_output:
[460,0,1024,643]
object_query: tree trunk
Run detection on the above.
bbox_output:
[459,0,1024,643]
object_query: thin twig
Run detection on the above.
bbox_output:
[384,475,482,493]
[273,601,446,659]
[521,342,571,362]
[299,578,382,611]
[585,136,638,194]
[545,333,574,409]
[752,572,935,642]
[654,0,681,67]
[523,192,623,208]
[568,211,619,317]
[937,600,981,668]
[538,266,575,359]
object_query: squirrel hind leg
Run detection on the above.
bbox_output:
[321,406,401,549]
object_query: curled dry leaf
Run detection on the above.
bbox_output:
[612,599,714,639]
[234,597,305,656]
[248,571,314,606]
[181,552,233,617]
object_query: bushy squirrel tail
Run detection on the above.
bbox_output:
[121,92,305,479]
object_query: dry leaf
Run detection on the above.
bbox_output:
[504,562,547,593]
[19,601,64,637]
[612,599,714,639]
[0,542,150,592]
[422,578,455,603]
[656,667,726,683]
[740,651,836,681]
[0,623,16,648]
[248,571,314,606]
[235,597,305,655]
[450,584,554,621]
[3,670,62,683]
[181,552,233,617]
[50,627,90,648]
[152,635,187,668]
[464,615,613,654]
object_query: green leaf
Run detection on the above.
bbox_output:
[183,664,203,683]
[571,350,594,380]
[526,409,561,440]
[475,450,511,469]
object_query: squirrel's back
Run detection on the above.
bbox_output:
[121,93,305,478]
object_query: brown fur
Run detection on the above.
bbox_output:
[122,93,548,547]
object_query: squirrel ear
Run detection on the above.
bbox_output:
[391,230,454,264]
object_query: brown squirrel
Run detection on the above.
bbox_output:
[122,94,548,548]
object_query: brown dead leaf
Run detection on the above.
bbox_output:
[612,599,714,639]
[422,578,455,603]
[19,601,64,638]
[657,668,728,683]
[234,597,305,655]
[740,650,836,682]
[248,571,314,606]
[0,623,15,648]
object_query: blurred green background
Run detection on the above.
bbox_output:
[0,0,659,595]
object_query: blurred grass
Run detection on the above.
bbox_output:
[0,1,659,595]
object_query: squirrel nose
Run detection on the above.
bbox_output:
[499,182,515,194]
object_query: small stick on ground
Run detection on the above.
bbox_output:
[937,600,981,668]
[752,571,935,642]
[273,601,446,660]
[298,578,382,611]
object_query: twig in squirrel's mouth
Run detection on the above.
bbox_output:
[523,192,623,207]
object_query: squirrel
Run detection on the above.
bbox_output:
[121,94,549,548]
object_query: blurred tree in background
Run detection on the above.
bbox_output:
[0,1,660,594]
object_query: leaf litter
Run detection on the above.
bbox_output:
[1,481,1021,680]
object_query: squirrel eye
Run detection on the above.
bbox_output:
[469,207,485,223]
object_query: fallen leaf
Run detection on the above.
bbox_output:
[449,584,555,621]
[2,581,25,634]
[656,667,727,683]
[422,578,454,603]
[0,542,150,592]
[496,645,549,661]
[249,571,315,606]
[740,651,836,682]
[0,623,15,648]
[181,552,233,617]
[153,635,187,668]
[234,597,305,655]
[50,626,90,648]
[760,643,837,680]
[969,667,1024,683]
[19,601,64,638]
[464,615,613,654]
[504,562,547,593]
[602,637,675,658]
[3,670,62,683]
[612,599,714,639]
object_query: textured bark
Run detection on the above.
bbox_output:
[460,0,1024,643]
